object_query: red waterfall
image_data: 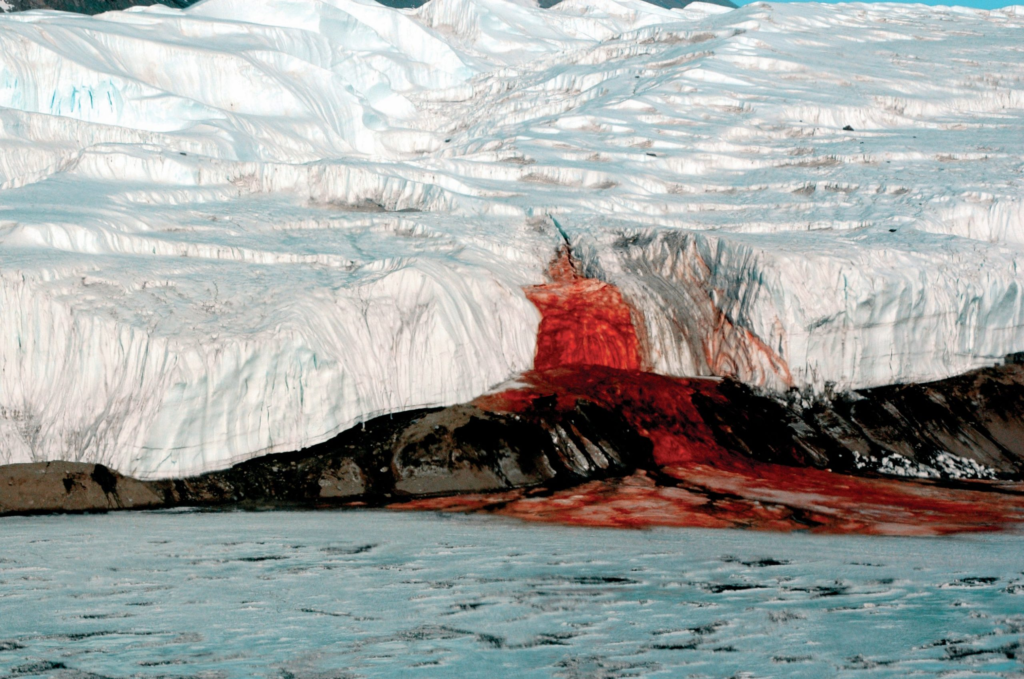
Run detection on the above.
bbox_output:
[399,251,1024,535]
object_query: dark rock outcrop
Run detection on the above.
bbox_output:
[703,364,1024,480]
[0,398,653,515]
[160,397,653,508]
[2,363,1023,518]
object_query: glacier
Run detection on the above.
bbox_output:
[1,0,1023,478]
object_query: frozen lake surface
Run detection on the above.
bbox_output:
[0,510,1022,678]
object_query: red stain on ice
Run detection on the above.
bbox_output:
[397,253,1024,535]
[705,308,794,388]
[525,249,643,372]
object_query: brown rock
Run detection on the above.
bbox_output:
[317,459,367,499]
[0,462,163,515]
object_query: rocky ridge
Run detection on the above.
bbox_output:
[3,362,1022,521]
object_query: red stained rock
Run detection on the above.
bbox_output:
[397,254,1024,535]
[396,458,1024,536]
[452,369,1024,534]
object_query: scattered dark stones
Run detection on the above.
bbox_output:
[688,621,727,635]
[320,544,376,555]
[787,583,849,598]
[743,558,789,567]
[942,577,1000,589]
[706,364,1024,480]
[299,608,351,618]
[722,556,789,567]
[651,641,699,651]
[843,125,855,131]
[844,654,895,669]
[571,576,635,585]
[137,659,186,667]
[945,641,1021,661]
[921,636,972,649]
[46,631,121,641]
[553,656,658,679]
[9,660,68,675]
[702,583,764,594]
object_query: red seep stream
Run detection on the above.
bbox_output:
[398,251,1024,535]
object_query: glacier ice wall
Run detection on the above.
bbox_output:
[0,204,550,478]
[1,0,1023,475]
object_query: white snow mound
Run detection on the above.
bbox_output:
[1,0,1023,477]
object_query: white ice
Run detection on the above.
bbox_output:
[1,511,1023,678]
[1,0,1023,476]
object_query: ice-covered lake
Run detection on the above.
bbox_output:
[0,510,1022,678]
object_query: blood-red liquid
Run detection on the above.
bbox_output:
[398,254,1024,535]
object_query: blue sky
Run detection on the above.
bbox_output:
[731,0,1016,7]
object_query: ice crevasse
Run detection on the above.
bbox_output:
[1,0,1023,477]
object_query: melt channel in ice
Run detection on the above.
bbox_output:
[1,0,1023,477]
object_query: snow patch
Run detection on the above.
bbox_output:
[851,450,998,481]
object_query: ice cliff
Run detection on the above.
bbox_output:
[1,0,1023,477]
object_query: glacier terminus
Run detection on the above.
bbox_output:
[1,0,1023,481]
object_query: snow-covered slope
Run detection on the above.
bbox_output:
[1,0,1023,477]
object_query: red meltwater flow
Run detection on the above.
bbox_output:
[400,251,1024,535]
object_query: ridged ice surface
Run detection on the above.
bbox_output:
[2,0,1024,475]
[1,511,1024,677]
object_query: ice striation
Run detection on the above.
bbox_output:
[1,0,1023,477]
